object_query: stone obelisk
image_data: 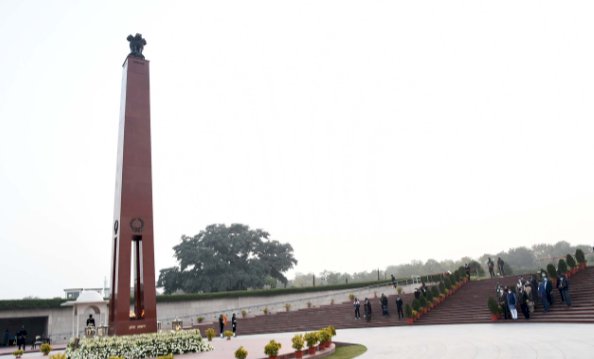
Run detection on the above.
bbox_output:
[109,33,157,335]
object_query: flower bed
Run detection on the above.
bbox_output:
[66,330,213,359]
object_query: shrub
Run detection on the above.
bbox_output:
[348,293,355,302]
[557,259,568,275]
[425,288,434,302]
[157,355,173,359]
[444,277,452,290]
[412,298,421,312]
[419,295,428,308]
[576,249,586,264]
[307,301,313,308]
[40,343,52,355]
[284,303,291,312]
[396,287,403,295]
[326,325,336,336]
[318,329,331,344]
[235,346,248,359]
[487,297,500,315]
[566,254,577,269]
[49,355,66,359]
[262,307,269,315]
[304,331,319,348]
[264,340,282,356]
[431,286,439,298]
[404,304,413,318]
[224,330,234,340]
[205,327,216,341]
[546,263,557,278]
[439,282,446,294]
[292,334,305,351]
[241,310,247,318]
[12,350,24,358]
[197,316,204,323]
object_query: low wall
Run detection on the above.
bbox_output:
[0,282,421,343]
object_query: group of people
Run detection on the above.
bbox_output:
[487,257,506,278]
[353,294,404,322]
[2,326,28,351]
[218,313,238,337]
[496,271,572,320]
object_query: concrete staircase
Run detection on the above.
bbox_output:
[415,266,594,325]
[191,266,594,336]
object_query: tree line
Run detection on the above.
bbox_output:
[157,222,592,294]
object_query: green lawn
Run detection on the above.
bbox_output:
[326,344,367,359]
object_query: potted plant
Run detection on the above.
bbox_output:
[262,307,269,315]
[304,331,319,355]
[241,310,248,318]
[284,303,291,312]
[348,293,355,301]
[419,295,428,313]
[224,330,234,340]
[235,346,248,359]
[566,254,577,275]
[292,334,305,358]
[264,339,282,359]
[557,259,568,276]
[197,316,204,323]
[157,355,174,359]
[205,328,216,341]
[49,354,66,359]
[487,297,501,321]
[576,249,587,269]
[318,328,331,350]
[404,304,413,324]
[12,349,24,358]
[412,298,421,316]
[40,343,52,355]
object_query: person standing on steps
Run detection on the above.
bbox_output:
[538,275,551,312]
[497,257,505,276]
[218,314,225,337]
[557,273,572,306]
[231,313,237,336]
[364,297,372,322]
[506,288,518,320]
[487,257,495,278]
[396,295,404,319]
[353,297,361,319]
[380,293,389,316]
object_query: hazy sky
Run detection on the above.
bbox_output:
[1,1,594,299]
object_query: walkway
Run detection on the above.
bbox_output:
[6,323,593,358]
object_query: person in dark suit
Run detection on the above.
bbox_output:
[538,275,551,312]
[364,298,372,322]
[231,313,237,336]
[218,314,225,337]
[16,326,27,351]
[557,274,571,306]
[396,295,404,319]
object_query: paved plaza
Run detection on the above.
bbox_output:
[5,323,593,358]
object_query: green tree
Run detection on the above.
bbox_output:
[157,224,297,293]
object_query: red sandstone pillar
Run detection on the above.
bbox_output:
[109,54,157,335]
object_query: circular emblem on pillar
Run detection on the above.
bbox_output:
[130,218,144,233]
[114,220,119,235]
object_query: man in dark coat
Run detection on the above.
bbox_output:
[538,277,551,312]
[218,314,225,337]
[231,313,238,336]
[557,274,571,306]
[364,298,372,322]
[396,295,404,319]
[380,293,389,316]
[487,258,495,278]
[497,257,505,276]
[16,326,27,351]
